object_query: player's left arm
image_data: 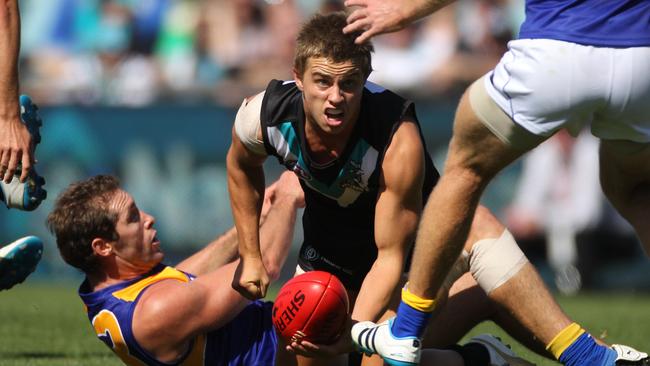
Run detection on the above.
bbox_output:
[352,119,424,323]
[0,0,34,183]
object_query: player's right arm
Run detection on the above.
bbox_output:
[0,0,33,183]
[226,92,270,300]
[131,175,303,363]
[343,0,457,44]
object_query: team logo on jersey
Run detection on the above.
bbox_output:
[304,246,319,261]
[339,160,368,193]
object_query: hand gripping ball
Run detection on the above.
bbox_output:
[272,271,349,344]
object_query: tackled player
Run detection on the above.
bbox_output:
[49,173,531,366]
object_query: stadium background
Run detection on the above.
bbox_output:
[0,0,648,365]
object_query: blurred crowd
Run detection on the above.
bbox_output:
[18,0,524,107]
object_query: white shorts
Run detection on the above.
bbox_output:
[483,39,650,143]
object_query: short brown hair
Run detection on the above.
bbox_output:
[47,175,121,274]
[294,12,373,79]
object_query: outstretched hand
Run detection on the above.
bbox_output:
[232,256,270,300]
[343,0,414,44]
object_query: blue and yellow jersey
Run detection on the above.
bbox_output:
[79,264,277,366]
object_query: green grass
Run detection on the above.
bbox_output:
[462,293,650,365]
[1,284,649,365]
[0,283,119,366]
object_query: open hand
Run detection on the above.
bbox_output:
[343,0,413,44]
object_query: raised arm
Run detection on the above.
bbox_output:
[343,0,457,44]
[0,0,32,182]
[132,172,303,363]
[353,120,424,323]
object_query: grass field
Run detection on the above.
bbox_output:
[1,283,649,365]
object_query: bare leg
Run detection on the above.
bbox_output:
[425,270,564,359]
[599,140,650,255]
[467,208,572,357]
[407,90,575,360]
[423,273,496,348]
[488,263,570,357]
[407,90,524,299]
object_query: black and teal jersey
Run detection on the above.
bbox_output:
[79,264,277,366]
[261,79,439,289]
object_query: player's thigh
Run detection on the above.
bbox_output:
[599,140,650,213]
[446,84,531,182]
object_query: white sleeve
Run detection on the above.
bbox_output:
[234,91,267,156]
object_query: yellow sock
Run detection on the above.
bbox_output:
[401,283,437,312]
[546,323,585,360]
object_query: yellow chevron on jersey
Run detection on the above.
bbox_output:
[112,266,190,302]
[80,264,278,365]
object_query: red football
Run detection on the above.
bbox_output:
[272,271,349,344]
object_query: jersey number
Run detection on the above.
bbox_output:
[92,310,146,366]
